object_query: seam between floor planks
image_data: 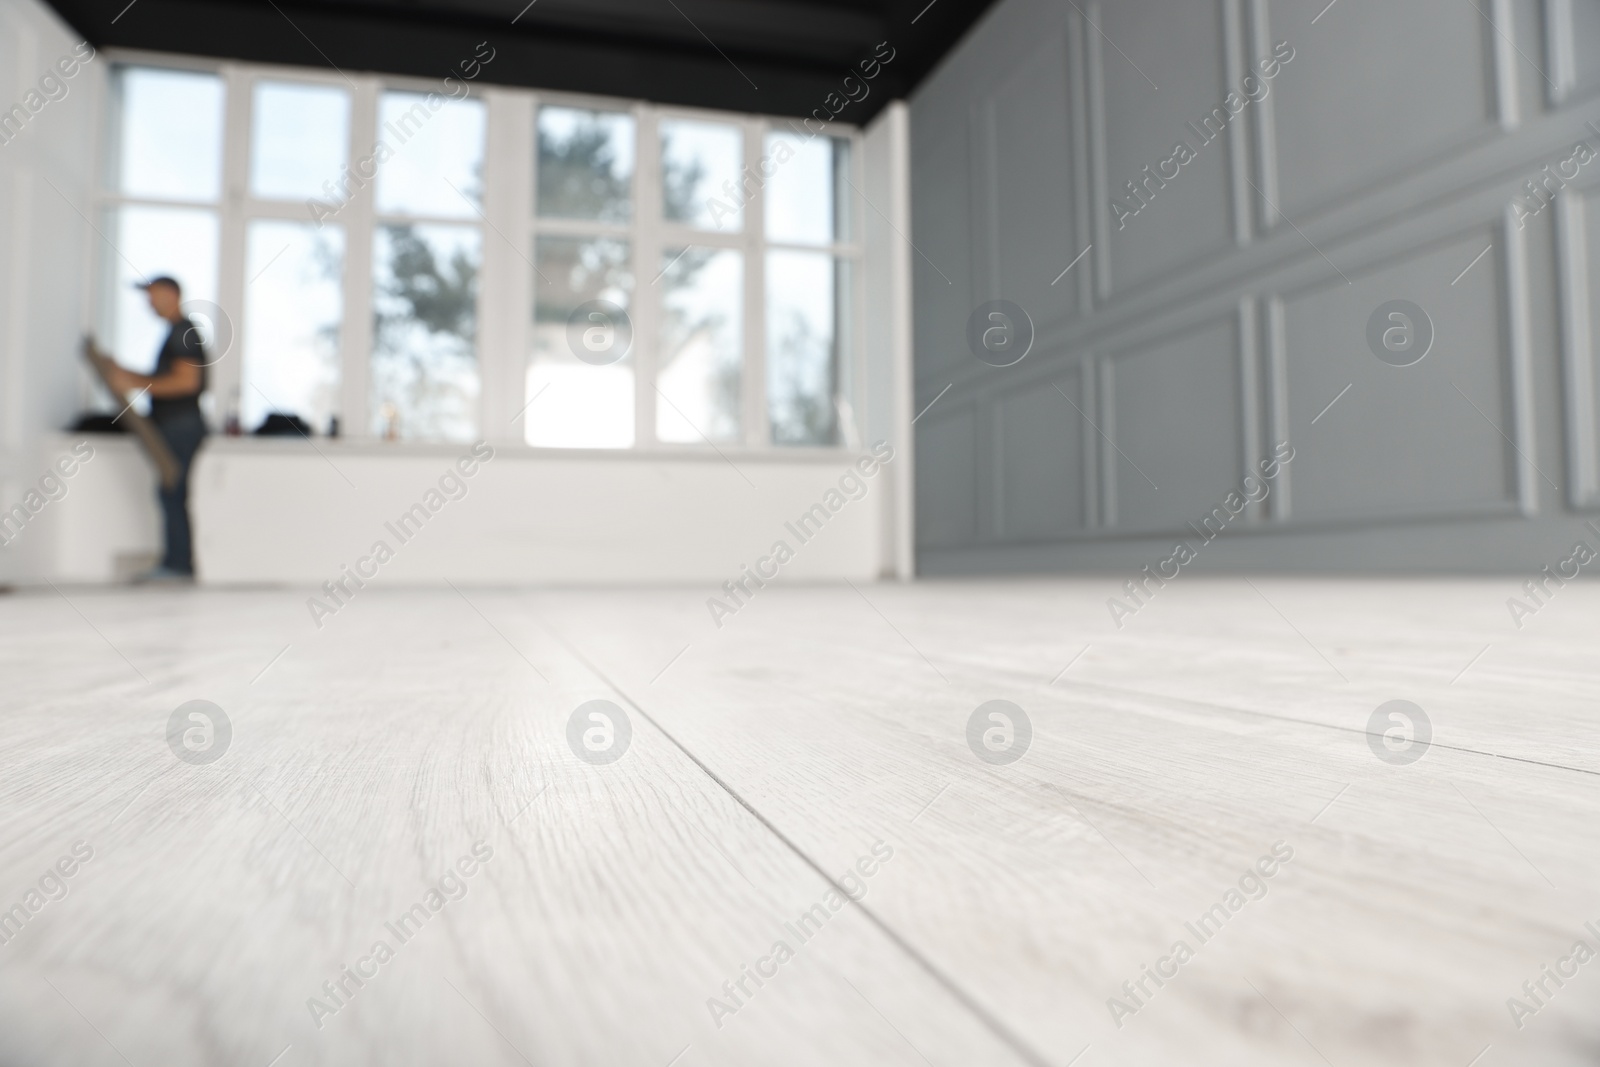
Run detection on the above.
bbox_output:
[876,641,1600,780]
[546,623,1061,1067]
[1036,676,1600,780]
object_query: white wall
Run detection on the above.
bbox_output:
[863,100,915,579]
[34,435,897,585]
[910,0,1600,574]
[194,440,893,585]
[0,0,102,584]
[18,436,159,581]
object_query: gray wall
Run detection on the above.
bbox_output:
[909,0,1600,574]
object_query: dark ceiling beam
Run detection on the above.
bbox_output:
[876,0,996,98]
[45,0,997,123]
[307,0,889,64]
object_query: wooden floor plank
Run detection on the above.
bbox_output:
[530,579,1600,1067]
[0,588,1036,1067]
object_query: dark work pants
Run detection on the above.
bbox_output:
[154,413,206,575]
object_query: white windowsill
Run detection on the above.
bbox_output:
[55,431,867,464]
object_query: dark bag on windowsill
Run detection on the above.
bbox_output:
[253,413,314,437]
[67,413,129,433]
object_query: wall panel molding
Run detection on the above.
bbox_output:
[1222,0,1252,248]
[1095,353,1115,528]
[1556,186,1598,507]
[1237,295,1264,524]
[1086,0,1111,307]
[1260,0,1509,224]
[1501,202,1539,516]
[1491,0,1520,129]
[971,97,1001,303]
[1274,214,1530,528]
[913,402,978,550]
[1263,295,1290,521]
[991,366,1090,545]
[979,393,1000,544]
[1066,10,1095,314]
[1545,0,1576,107]
[1098,309,1245,540]
[1245,0,1279,233]
[1081,356,1101,528]
[1090,0,1244,302]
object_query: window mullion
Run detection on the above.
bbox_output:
[745,116,767,449]
[850,128,868,450]
[339,76,379,441]
[634,103,661,450]
[215,64,251,429]
[480,86,532,443]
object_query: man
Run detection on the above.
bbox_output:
[105,276,208,581]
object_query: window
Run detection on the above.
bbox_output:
[660,118,743,232]
[250,81,348,201]
[537,106,634,223]
[528,235,634,448]
[99,61,862,451]
[652,119,746,445]
[114,67,223,201]
[103,67,223,377]
[764,132,851,245]
[525,107,860,451]
[763,133,852,446]
[374,92,485,217]
[242,221,342,435]
[369,92,486,442]
[103,206,220,377]
[658,246,742,443]
[372,224,482,442]
[528,107,637,448]
[767,251,847,446]
[244,79,348,435]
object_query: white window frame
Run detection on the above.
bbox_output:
[94,52,229,385]
[95,49,866,455]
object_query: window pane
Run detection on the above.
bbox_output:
[371,224,481,442]
[242,220,343,435]
[660,119,742,232]
[114,67,223,201]
[658,247,742,443]
[765,133,850,245]
[375,93,486,218]
[104,206,219,376]
[537,107,634,223]
[527,236,634,448]
[767,251,846,446]
[251,81,350,201]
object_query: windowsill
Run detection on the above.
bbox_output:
[56,431,867,464]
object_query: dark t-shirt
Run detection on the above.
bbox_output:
[149,317,208,424]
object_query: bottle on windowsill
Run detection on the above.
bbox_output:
[223,386,242,436]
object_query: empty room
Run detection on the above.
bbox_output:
[2,0,1597,1064]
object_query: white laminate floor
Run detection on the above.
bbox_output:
[1,577,1596,1067]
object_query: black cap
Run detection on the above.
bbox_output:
[134,275,181,292]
